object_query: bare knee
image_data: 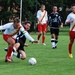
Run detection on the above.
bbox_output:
[21,55,26,60]
[19,50,26,60]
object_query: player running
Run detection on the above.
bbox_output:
[65,4,75,58]
[48,6,63,49]
[0,18,38,62]
[37,4,48,45]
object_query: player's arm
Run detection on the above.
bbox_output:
[37,11,41,23]
[20,26,38,43]
[0,23,12,30]
[58,14,63,28]
[24,43,30,47]
[60,23,63,28]
[66,20,74,25]
[65,15,74,25]
[45,11,48,23]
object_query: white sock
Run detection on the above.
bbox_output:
[13,52,17,57]
[52,42,55,48]
[13,47,17,52]
[13,52,22,59]
[51,38,55,48]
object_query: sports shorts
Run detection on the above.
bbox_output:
[38,23,47,32]
[69,31,75,41]
[3,34,15,43]
[50,28,59,35]
[16,38,25,52]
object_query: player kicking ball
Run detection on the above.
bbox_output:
[65,4,75,58]
[4,21,37,60]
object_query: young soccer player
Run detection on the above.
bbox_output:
[65,4,75,58]
[49,6,63,49]
[0,18,38,62]
[37,4,48,45]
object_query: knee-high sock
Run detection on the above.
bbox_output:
[37,34,41,40]
[51,38,55,48]
[42,35,45,43]
[55,38,58,46]
[68,44,72,54]
[6,47,13,57]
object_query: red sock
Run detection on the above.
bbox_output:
[6,47,13,57]
[42,36,45,43]
[37,34,41,40]
[68,44,72,54]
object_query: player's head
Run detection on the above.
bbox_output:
[71,4,75,13]
[23,21,31,30]
[40,4,45,11]
[52,6,58,12]
[13,18,20,29]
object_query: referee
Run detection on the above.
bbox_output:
[48,6,63,49]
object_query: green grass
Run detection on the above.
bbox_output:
[0,32,75,75]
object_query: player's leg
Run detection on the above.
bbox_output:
[42,24,47,45]
[68,31,74,58]
[13,42,26,60]
[3,34,15,62]
[50,28,56,49]
[55,29,59,48]
[14,43,20,51]
[18,50,26,60]
[37,24,42,42]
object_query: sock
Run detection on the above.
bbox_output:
[17,53,22,59]
[13,47,17,52]
[42,36,45,43]
[6,47,13,57]
[68,44,72,54]
[13,52,17,57]
[13,52,22,59]
[51,38,55,48]
[37,34,41,40]
[55,39,58,47]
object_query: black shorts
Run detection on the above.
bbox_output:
[17,44,25,53]
[50,28,59,35]
[16,39,25,52]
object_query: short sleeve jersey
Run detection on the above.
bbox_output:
[65,12,75,31]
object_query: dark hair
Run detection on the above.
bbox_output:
[24,21,31,25]
[71,4,75,7]
[14,18,20,23]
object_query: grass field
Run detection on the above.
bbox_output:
[0,31,75,75]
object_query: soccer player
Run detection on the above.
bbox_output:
[0,18,38,62]
[48,6,63,49]
[65,4,75,58]
[5,21,32,60]
[37,4,48,45]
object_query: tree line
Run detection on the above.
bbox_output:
[0,0,75,31]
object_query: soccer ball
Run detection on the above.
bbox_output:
[28,58,37,65]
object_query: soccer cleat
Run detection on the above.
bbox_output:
[42,43,46,46]
[55,46,57,48]
[69,53,73,58]
[52,47,56,49]
[5,56,12,62]
[4,48,15,52]
[4,48,8,52]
